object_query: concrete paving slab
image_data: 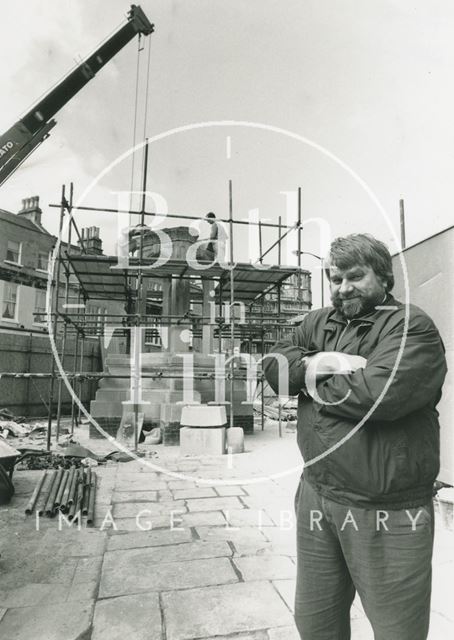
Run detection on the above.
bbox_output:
[116,464,160,475]
[115,478,168,491]
[162,581,294,640]
[264,507,296,529]
[186,496,244,512]
[173,487,217,499]
[201,633,267,640]
[430,561,454,622]
[156,490,173,503]
[351,596,366,620]
[38,529,106,557]
[99,555,237,598]
[107,528,193,551]
[0,554,78,590]
[268,625,300,640]
[241,495,292,508]
[92,592,161,640]
[351,615,374,639]
[233,556,296,581]
[96,512,189,531]
[0,601,94,640]
[104,540,232,575]
[223,508,274,527]
[243,483,289,499]
[432,527,454,566]
[0,583,68,608]
[167,480,197,490]
[214,485,246,496]
[428,611,454,640]
[262,527,297,555]
[73,556,103,583]
[112,490,159,502]
[272,580,296,612]
[67,579,98,602]
[112,500,186,518]
[180,511,227,527]
[195,525,269,548]
[241,498,295,522]
[115,470,161,480]
[173,461,205,472]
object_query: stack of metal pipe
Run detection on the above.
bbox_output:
[25,466,97,525]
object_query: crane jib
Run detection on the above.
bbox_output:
[0,4,154,188]
[0,142,15,158]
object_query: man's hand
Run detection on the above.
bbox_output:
[303,352,367,382]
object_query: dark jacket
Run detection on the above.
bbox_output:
[263,295,447,509]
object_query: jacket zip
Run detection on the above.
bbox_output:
[335,321,350,350]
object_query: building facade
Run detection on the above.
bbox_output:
[248,271,312,353]
[0,196,120,335]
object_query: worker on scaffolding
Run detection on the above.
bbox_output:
[203,212,228,263]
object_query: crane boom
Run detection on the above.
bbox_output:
[0,4,154,187]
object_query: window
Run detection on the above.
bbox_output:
[34,289,47,324]
[2,283,18,320]
[145,318,162,347]
[6,240,21,264]
[37,250,50,272]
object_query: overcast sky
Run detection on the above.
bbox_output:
[1,0,453,302]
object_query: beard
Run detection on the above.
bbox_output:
[332,290,385,319]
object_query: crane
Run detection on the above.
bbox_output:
[0,4,154,187]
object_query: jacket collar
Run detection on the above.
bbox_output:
[325,294,399,327]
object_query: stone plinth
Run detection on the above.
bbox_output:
[180,427,226,456]
[90,348,253,440]
[180,405,227,428]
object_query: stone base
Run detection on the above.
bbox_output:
[162,422,181,446]
[232,414,253,434]
[180,427,226,456]
[90,414,252,441]
[89,417,119,439]
[226,427,244,454]
[89,417,158,440]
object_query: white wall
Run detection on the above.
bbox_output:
[393,228,454,485]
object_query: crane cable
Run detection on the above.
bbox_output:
[142,35,153,142]
[129,34,143,216]
[129,33,153,220]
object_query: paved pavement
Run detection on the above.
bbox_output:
[0,423,453,639]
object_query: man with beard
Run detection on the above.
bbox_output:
[263,234,447,640]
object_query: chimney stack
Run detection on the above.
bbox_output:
[18,195,42,226]
[78,226,103,255]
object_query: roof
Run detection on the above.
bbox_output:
[0,208,52,236]
[66,254,308,304]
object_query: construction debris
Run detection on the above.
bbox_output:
[253,398,297,422]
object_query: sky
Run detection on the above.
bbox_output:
[1,0,453,305]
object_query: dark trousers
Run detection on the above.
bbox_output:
[294,479,434,640]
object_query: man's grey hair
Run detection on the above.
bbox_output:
[325,233,394,291]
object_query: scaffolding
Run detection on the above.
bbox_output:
[2,173,311,450]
